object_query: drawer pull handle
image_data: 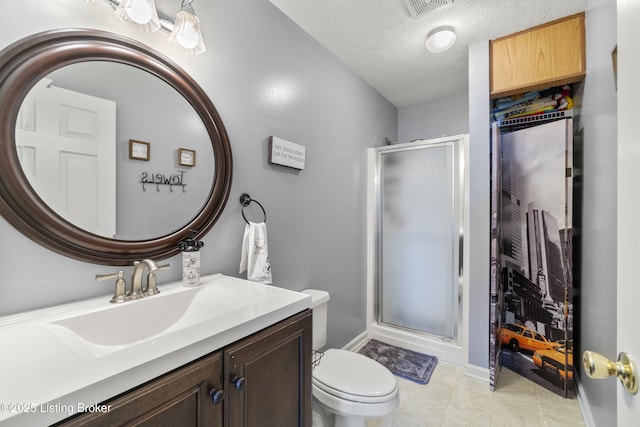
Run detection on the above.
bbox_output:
[209,388,224,404]
[232,376,246,390]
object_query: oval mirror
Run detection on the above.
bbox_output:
[0,29,233,265]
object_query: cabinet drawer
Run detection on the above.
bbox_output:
[56,352,224,427]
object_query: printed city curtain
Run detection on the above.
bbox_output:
[490,118,574,398]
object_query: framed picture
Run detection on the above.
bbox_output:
[129,139,150,161]
[179,148,196,167]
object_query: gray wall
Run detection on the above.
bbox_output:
[0,0,397,350]
[397,92,469,142]
[577,0,618,425]
[467,41,491,370]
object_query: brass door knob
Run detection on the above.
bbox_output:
[582,351,638,394]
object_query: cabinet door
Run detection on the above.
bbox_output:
[224,310,312,427]
[57,351,224,427]
[490,12,585,98]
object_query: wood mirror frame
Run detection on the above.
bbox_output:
[0,29,232,265]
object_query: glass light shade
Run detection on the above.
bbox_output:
[115,0,161,32]
[425,27,456,53]
[169,5,206,55]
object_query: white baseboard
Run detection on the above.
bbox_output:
[575,376,596,427]
[341,331,368,352]
[464,363,490,383]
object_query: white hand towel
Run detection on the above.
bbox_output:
[239,221,272,284]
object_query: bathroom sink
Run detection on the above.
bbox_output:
[0,273,311,426]
[46,277,261,358]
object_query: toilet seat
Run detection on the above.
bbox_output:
[312,349,398,403]
[312,382,399,420]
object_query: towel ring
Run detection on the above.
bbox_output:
[239,193,267,224]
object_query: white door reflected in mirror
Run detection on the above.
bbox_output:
[16,78,116,238]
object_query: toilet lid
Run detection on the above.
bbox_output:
[313,349,397,402]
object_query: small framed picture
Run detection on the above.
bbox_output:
[178,148,196,167]
[129,139,150,161]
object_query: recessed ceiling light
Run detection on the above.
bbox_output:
[425,26,456,53]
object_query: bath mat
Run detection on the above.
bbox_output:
[357,339,438,384]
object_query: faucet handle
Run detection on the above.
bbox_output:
[145,263,170,296]
[96,271,127,304]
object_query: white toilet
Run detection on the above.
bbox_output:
[301,289,399,427]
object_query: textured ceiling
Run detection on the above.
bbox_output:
[268,0,586,107]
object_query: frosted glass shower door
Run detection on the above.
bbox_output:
[376,138,463,341]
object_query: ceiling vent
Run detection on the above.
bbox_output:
[404,0,454,18]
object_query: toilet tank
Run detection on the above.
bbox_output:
[300,289,329,350]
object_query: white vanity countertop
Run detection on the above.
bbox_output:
[0,274,311,426]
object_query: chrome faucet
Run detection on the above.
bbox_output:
[130,259,170,298]
[130,259,154,299]
[96,260,169,303]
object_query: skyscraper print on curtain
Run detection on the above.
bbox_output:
[490,118,574,397]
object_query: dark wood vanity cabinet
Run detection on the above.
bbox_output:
[57,352,224,426]
[224,310,312,427]
[56,310,311,427]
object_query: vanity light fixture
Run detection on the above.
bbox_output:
[115,0,161,32]
[91,0,206,54]
[168,0,206,54]
[425,26,456,53]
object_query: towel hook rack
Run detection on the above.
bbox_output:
[239,193,267,224]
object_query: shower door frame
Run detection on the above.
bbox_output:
[366,135,469,366]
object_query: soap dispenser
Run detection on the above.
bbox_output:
[178,230,204,287]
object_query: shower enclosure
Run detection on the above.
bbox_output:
[366,135,468,365]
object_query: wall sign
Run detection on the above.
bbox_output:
[268,136,305,170]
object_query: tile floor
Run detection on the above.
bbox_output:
[367,361,585,427]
